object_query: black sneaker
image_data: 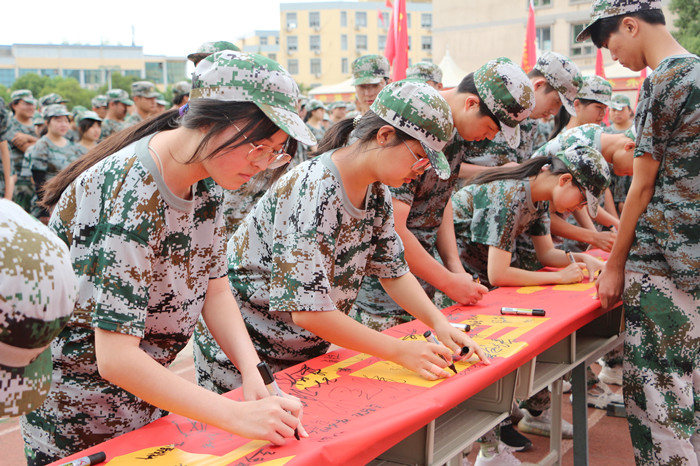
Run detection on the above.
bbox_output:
[500,422,533,452]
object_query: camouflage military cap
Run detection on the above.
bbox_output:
[474,57,535,149]
[91,94,109,108]
[76,110,102,123]
[328,101,348,110]
[406,62,443,84]
[306,99,326,112]
[577,75,612,106]
[10,89,36,106]
[172,81,192,98]
[352,54,390,85]
[71,105,88,120]
[577,0,663,42]
[0,200,77,417]
[534,51,583,116]
[187,41,241,63]
[191,50,316,146]
[370,80,454,180]
[610,93,631,110]
[106,88,134,106]
[132,81,159,98]
[41,104,71,119]
[38,93,68,107]
[31,111,45,126]
[555,144,611,217]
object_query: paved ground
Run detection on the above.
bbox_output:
[0,343,634,465]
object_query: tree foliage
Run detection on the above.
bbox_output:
[40,77,95,110]
[670,0,700,55]
[96,73,140,95]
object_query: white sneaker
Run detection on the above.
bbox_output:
[474,443,521,466]
[599,364,623,386]
[548,380,572,393]
[517,408,573,439]
[587,381,623,409]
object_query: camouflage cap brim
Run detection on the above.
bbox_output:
[585,189,601,218]
[499,122,522,150]
[560,93,578,116]
[121,98,135,106]
[421,143,451,180]
[352,76,385,86]
[258,103,317,146]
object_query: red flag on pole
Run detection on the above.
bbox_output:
[521,0,536,72]
[636,68,647,107]
[384,0,408,81]
[378,10,385,28]
[595,48,609,125]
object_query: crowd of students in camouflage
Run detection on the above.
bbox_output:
[0,1,698,465]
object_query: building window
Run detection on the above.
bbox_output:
[571,23,594,56]
[408,36,412,51]
[268,53,277,62]
[287,36,298,53]
[310,35,321,52]
[380,12,390,29]
[123,70,141,78]
[533,0,552,7]
[19,68,38,77]
[62,69,81,82]
[356,35,368,51]
[309,12,320,28]
[287,59,299,75]
[275,36,279,45]
[379,35,387,51]
[342,58,348,74]
[310,58,322,76]
[421,13,432,28]
[341,11,347,27]
[0,68,15,87]
[341,34,348,51]
[84,69,102,85]
[423,58,433,63]
[406,13,411,28]
[355,11,367,28]
[536,26,552,52]
[421,36,432,52]
[145,62,164,84]
[260,36,268,46]
[39,69,59,77]
[286,12,297,30]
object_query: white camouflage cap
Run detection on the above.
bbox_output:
[370,80,454,179]
[406,62,443,84]
[534,52,583,117]
[191,50,316,146]
[577,0,663,42]
[577,76,613,106]
[474,57,536,149]
[610,94,631,110]
[352,55,390,85]
[555,144,611,217]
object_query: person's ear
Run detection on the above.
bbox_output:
[464,95,480,112]
[621,17,640,37]
[559,173,573,187]
[376,125,395,146]
[532,77,548,91]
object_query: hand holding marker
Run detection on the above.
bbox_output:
[423,330,458,374]
[257,362,302,440]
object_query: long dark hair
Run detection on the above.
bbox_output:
[312,111,412,156]
[41,99,284,208]
[78,118,101,137]
[468,155,572,186]
[589,10,665,48]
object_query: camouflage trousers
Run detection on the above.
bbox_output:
[13,178,35,214]
[624,271,700,466]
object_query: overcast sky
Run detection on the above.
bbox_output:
[1,0,337,57]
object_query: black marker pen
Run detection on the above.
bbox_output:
[58,452,106,466]
[257,362,301,440]
[565,249,576,265]
[472,273,481,285]
[423,330,458,374]
[500,307,546,316]
[450,322,471,332]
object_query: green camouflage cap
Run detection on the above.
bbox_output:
[91,95,108,108]
[623,125,637,140]
[10,90,36,106]
[41,104,71,119]
[187,41,240,63]
[172,81,191,98]
[328,101,348,110]
[191,50,316,146]
[555,144,611,217]
[306,99,326,112]
[0,200,77,417]
[577,0,663,42]
[406,62,443,84]
[351,54,390,85]
[610,93,631,110]
[577,75,612,106]
[370,80,454,180]
[38,93,68,107]
[76,110,102,123]
[132,81,159,98]
[534,51,583,116]
[71,105,88,121]
[106,88,134,106]
[31,111,45,126]
[474,57,535,149]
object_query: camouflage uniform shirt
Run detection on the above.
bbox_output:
[627,54,700,294]
[452,179,550,286]
[20,133,227,460]
[210,151,408,366]
[99,118,130,142]
[462,118,539,167]
[28,136,82,180]
[1,116,35,174]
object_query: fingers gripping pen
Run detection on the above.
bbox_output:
[257,361,301,440]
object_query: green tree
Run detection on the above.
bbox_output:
[40,77,96,110]
[96,72,140,95]
[670,0,700,55]
[0,85,10,104]
[10,74,51,98]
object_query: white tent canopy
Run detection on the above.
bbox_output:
[308,78,355,97]
[438,48,468,89]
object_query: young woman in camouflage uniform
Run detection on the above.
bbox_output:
[194,81,488,395]
[20,51,314,465]
[75,111,103,156]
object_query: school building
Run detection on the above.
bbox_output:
[276,0,434,90]
[235,31,281,64]
[0,43,188,91]
[432,0,674,93]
